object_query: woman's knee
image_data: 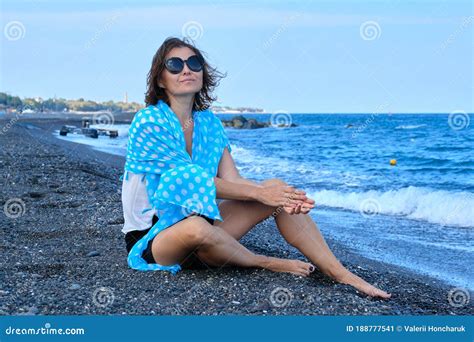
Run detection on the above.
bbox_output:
[183,216,218,246]
[260,178,287,187]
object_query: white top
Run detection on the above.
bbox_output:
[121,171,223,234]
[121,172,157,234]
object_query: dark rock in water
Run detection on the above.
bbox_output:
[221,115,272,129]
[232,115,247,128]
[221,115,298,129]
[242,118,267,129]
[86,251,100,257]
[274,122,297,128]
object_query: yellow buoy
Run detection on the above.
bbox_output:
[390,159,397,166]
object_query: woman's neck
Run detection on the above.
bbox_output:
[168,95,194,124]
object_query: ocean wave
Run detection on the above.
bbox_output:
[230,144,369,185]
[309,186,474,227]
[395,124,428,129]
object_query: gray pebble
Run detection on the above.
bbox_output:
[69,284,81,290]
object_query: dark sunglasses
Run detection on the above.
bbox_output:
[164,55,203,74]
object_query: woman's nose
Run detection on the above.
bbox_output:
[181,63,192,74]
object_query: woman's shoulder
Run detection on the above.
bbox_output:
[200,108,223,127]
[133,104,159,118]
[130,105,166,126]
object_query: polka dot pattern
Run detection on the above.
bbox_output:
[123,100,232,273]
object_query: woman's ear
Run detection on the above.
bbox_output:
[157,77,164,89]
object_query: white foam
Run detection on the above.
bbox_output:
[54,124,129,156]
[309,186,474,227]
[395,124,428,129]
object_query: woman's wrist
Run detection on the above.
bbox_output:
[249,184,264,202]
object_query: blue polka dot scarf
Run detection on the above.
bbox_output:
[123,99,232,273]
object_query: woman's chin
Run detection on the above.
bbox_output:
[172,88,202,96]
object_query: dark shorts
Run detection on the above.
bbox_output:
[125,214,215,267]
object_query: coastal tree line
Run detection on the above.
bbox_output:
[0,92,142,113]
[0,92,263,114]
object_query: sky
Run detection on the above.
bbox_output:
[1,0,472,113]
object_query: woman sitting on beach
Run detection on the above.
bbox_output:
[122,37,391,299]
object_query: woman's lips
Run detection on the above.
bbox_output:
[180,79,194,83]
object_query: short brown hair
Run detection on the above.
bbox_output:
[144,37,226,111]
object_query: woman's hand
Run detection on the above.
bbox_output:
[256,181,315,215]
[286,196,315,215]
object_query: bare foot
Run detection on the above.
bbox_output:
[262,256,316,277]
[337,271,392,299]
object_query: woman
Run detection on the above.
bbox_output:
[122,37,391,299]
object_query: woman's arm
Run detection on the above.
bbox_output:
[215,148,312,213]
[213,176,262,201]
[215,147,262,200]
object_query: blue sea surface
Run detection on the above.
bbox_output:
[55,113,474,289]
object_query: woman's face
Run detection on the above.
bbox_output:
[158,47,203,97]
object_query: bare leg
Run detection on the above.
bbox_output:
[215,194,391,299]
[274,211,392,298]
[151,216,314,277]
